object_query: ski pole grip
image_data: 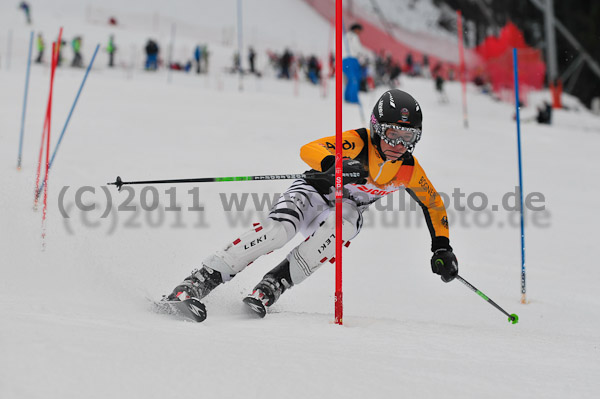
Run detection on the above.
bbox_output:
[108,176,124,191]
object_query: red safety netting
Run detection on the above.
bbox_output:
[474,22,546,94]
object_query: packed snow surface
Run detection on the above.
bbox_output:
[1,1,599,398]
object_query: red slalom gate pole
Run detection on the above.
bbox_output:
[41,31,62,230]
[34,109,49,207]
[34,28,62,209]
[334,0,343,325]
[42,53,55,220]
[34,44,56,208]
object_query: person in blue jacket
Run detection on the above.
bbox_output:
[342,23,370,104]
[194,44,203,74]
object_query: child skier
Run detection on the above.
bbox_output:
[165,89,458,318]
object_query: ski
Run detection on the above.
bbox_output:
[242,292,268,318]
[152,297,207,322]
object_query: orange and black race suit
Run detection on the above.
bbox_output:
[301,128,451,252]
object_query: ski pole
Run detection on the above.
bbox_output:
[108,172,361,191]
[455,275,519,324]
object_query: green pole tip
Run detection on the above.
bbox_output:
[509,313,519,324]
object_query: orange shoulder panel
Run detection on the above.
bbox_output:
[300,130,365,171]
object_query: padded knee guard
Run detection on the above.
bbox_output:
[202,219,294,281]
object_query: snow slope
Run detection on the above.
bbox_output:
[1,1,600,398]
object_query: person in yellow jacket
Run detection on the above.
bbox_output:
[35,33,45,63]
[107,35,116,68]
[166,89,458,318]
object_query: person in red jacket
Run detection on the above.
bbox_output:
[166,89,458,318]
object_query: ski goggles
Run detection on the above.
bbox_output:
[371,114,422,151]
[379,124,421,146]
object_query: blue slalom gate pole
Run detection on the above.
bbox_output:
[17,31,34,170]
[512,48,526,304]
[36,44,100,198]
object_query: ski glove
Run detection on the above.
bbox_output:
[431,248,458,283]
[322,157,368,185]
[306,157,368,194]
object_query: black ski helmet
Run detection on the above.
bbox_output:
[370,89,423,159]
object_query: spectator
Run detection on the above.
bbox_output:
[201,45,209,73]
[232,51,241,73]
[433,63,448,103]
[422,54,431,78]
[413,61,422,77]
[194,44,203,74]
[536,102,552,124]
[169,61,192,72]
[342,23,370,103]
[71,36,83,68]
[279,48,293,79]
[360,58,373,91]
[297,54,306,76]
[473,71,492,94]
[307,55,321,85]
[405,52,414,75]
[35,33,44,64]
[18,1,31,24]
[107,35,116,68]
[328,51,336,78]
[248,46,256,75]
[57,40,66,67]
[374,51,387,86]
[145,39,160,70]
[435,75,448,103]
[388,60,402,88]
